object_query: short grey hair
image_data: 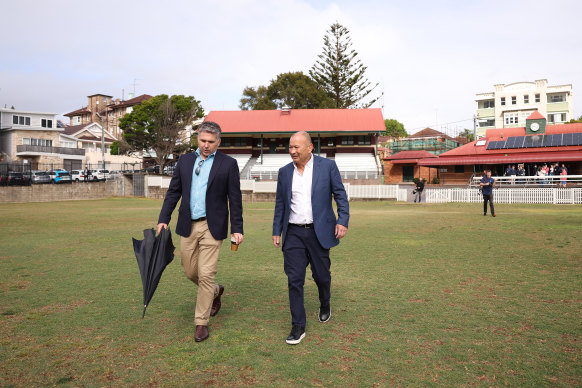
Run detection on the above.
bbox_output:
[198,121,222,140]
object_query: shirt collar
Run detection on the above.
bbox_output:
[195,148,217,159]
[294,153,314,171]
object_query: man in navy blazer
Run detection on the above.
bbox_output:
[272,131,349,345]
[158,121,243,343]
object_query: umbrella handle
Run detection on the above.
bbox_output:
[142,305,147,319]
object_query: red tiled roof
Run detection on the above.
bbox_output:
[527,111,545,120]
[64,107,90,117]
[416,121,582,166]
[108,94,152,110]
[204,109,385,133]
[62,124,89,135]
[384,150,437,160]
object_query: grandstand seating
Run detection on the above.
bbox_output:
[228,154,252,173]
[334,153,379,179]
[250,154,301,180]
[248,153,378,180]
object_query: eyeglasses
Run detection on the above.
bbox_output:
[195,160,204,175]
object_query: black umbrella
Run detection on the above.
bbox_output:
[132,227,175,318]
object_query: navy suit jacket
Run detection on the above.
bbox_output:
[158,151,243,240]
[272,155,349,250]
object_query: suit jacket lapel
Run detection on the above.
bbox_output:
[183,153,195,191]
[311,155,321,198]
[207,151,222,188]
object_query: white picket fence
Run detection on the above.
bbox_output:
[425,187,582,205]
[152,177,581,204]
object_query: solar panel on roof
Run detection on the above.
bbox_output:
[523,136,534,148]
[538,135,547,147]
[530,135,543,148]
[547,134,562,147]
[573,132,582,146]
[505,137,516,149]
[486,141,497,150]
[514,136,525,148]
[562,133,574,146]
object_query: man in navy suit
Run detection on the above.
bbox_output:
[272,131,349,345]
[157,121,243,343]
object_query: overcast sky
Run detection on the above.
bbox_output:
[1,0,581,136]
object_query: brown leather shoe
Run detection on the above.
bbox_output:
[195,325,209,342]
[210,284,224,317]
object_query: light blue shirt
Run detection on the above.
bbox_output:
[190,148,216,220]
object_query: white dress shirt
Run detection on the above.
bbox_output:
[289,154,314,225]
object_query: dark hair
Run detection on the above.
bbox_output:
[198,121,222,140]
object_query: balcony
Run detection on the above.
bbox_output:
[547,102,569,112]
[477,108,495,118]
[16,145,85,156]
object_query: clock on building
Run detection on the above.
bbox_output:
[530,122,540,132]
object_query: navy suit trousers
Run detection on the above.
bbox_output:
[283,224,331,327]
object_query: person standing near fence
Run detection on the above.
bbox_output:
[560,166,568,187]
[413,178,425,203]
[480,170,496,217]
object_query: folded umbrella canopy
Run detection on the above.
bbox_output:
[133,228,175,318]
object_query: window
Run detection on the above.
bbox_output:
[548,94,565,103]
[479,119,495,127]
[504,113,518,125]
[73,116,81,125]
[233,138,244,147]
[41,119,53,128]
[454,165,464,173]
[512,96,516,105]
[12,115,31,126]
[61,140,77,148]
[340,136,354,145]
[535,94,540,103]
[500,97,506,106]
[549,113,567,123]
[483,100,495,108]
[22,138,53,147]
[524,95,529,104]
[357,135,371,145]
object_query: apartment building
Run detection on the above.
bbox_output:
[0,108,84,169]
[64,93,152,139]
[475,79,573,138]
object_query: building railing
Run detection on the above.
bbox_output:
[16,145,85,156]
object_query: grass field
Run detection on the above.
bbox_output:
[0,198,581,387]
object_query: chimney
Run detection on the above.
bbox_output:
[281,106,291,115]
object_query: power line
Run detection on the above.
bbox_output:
[407,117,474,132]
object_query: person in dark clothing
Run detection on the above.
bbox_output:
[480,170,495,217]
[413,179,425,203]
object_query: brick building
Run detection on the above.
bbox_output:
[64,93,152,139]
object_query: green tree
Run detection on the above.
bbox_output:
[567,115,582,123]
[384,119,407,138]
[110,140,120,155]
[310,23,379,108]
[266,72,335,109]
[118,94,204,170]
[459,128,475,142]
[239,72,334,110]
[239,86,276,110]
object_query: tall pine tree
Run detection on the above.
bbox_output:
[310,23,379,109]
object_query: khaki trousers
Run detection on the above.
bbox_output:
[180,220,223,326]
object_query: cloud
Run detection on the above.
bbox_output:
[1,0,581,131]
